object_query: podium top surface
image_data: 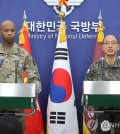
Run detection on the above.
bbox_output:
[0,83,36,97]
[84,81,120,95]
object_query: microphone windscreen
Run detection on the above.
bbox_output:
[100,57,105,61]
[15,56,19,61]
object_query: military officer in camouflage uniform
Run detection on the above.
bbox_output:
[85,35,120,134]
[0,20,42,130]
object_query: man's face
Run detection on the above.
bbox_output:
[102,35,119,56]
[0,22,16,44]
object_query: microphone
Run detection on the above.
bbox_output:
[15,56,19,67]
[0,56,5,66]
[100,57,105,80]
[100,57,105,66]
[15,56,19,83]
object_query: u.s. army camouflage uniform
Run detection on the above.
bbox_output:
[85,58,120,134]
[0,43,41,92]
[0,43,42,129]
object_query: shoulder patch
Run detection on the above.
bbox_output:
[86,68,90,73]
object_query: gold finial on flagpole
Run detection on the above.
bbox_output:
[58,11,65,22]
[58,11,66,42]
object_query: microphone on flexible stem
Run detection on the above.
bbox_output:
[15,56,19,83]
[0,56,5,66]
[100,57,105,80]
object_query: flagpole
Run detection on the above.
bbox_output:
[47,10,79,134]
[58,11,65,22]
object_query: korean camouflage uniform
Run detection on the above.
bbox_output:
[0,43,42,129]
[85,58,120,134]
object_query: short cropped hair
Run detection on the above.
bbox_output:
[102,35,119,44]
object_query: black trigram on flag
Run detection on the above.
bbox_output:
[55,48,68,60]
[50,112,66,124]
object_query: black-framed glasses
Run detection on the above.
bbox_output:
[103,41,118,46]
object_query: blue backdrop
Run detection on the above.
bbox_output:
[0,0,120,133]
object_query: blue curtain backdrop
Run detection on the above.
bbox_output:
[0,0,120,133]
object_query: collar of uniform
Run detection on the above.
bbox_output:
[0,43,6,54]
[103,59,120,68]
[11,43,20,54]
[0,43,20,54]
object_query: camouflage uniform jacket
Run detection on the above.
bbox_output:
[0,43,41,93]
[85,58,120,81]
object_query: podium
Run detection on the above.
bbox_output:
[82,81,120,113]
[0,83,36,116]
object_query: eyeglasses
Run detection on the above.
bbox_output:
[103,41,118,46]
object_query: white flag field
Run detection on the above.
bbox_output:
[47,21,79,134]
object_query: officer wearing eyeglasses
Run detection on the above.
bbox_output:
[85,34,120,134]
